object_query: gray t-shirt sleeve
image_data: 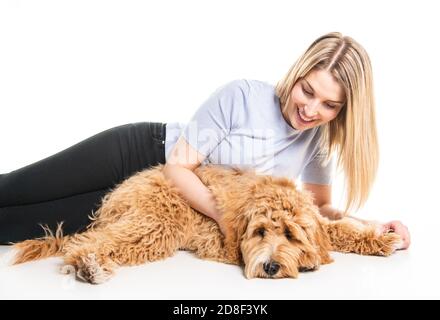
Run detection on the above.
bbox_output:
[181,79,249,157]
[300,150,334,185]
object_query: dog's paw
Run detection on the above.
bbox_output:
[299,265,319,272]
[60,264,76,275]
[298,251,324,272]
[298,259,321,272]
[76,253,113,284]
[377,232,403,256]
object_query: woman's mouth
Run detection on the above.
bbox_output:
[296,107,316,125]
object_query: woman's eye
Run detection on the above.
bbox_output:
[325,103,336,110]
[301,86,313,96]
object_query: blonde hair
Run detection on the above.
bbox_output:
[275,32,379,214]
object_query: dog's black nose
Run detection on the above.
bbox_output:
[263,261,280,276]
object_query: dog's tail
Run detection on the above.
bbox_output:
[10,223,70,265]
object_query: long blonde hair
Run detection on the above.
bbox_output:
[275,32,379,214]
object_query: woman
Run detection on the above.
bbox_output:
[0,32,410,248]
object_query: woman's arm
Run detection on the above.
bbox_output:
[302,182,411,249]
[302,183,343,220]
[163,136,225,234]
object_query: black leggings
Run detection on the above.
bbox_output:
[0,122,167,244]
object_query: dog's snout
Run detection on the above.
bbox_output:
[263,261,280,276]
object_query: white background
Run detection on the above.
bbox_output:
[1,0,439,299]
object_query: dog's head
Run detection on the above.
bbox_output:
[219,174,333,279]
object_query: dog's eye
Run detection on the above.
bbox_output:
[285,229,293,241]
[254,227,266,238]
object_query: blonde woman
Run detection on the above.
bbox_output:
[0,32,410,249]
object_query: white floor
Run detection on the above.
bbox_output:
[1,220,438,300]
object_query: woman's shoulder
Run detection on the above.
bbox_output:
[220,79,275,94]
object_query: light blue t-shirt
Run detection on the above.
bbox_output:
[164,79,334,185]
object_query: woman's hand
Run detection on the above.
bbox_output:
[380,220,411,250]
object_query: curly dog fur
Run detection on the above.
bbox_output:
[8,164,402,284]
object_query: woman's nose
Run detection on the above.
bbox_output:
[304,100,319,117]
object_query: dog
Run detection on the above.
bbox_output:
[6,164,402,283]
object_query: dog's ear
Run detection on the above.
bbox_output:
[309,211,333,265]
[220,204,256,263]
[222,212,249,245]
[285,187,333,265]
[291,204,333,266]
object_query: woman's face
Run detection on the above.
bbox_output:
[283,69,346,131]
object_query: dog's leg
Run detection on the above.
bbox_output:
[324,218,403,256]
[61,232,118,284]
[187,226,241,265]
[89,216,185,268]
[53,227,121,284]
[195,242,241,265]
[63,213,186,284]
[109,232,183,266]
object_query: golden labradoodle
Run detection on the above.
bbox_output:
[6,165,402,283]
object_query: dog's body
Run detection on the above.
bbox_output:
[10,165,402,283]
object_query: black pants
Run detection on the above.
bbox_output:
[0,122,167,244]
